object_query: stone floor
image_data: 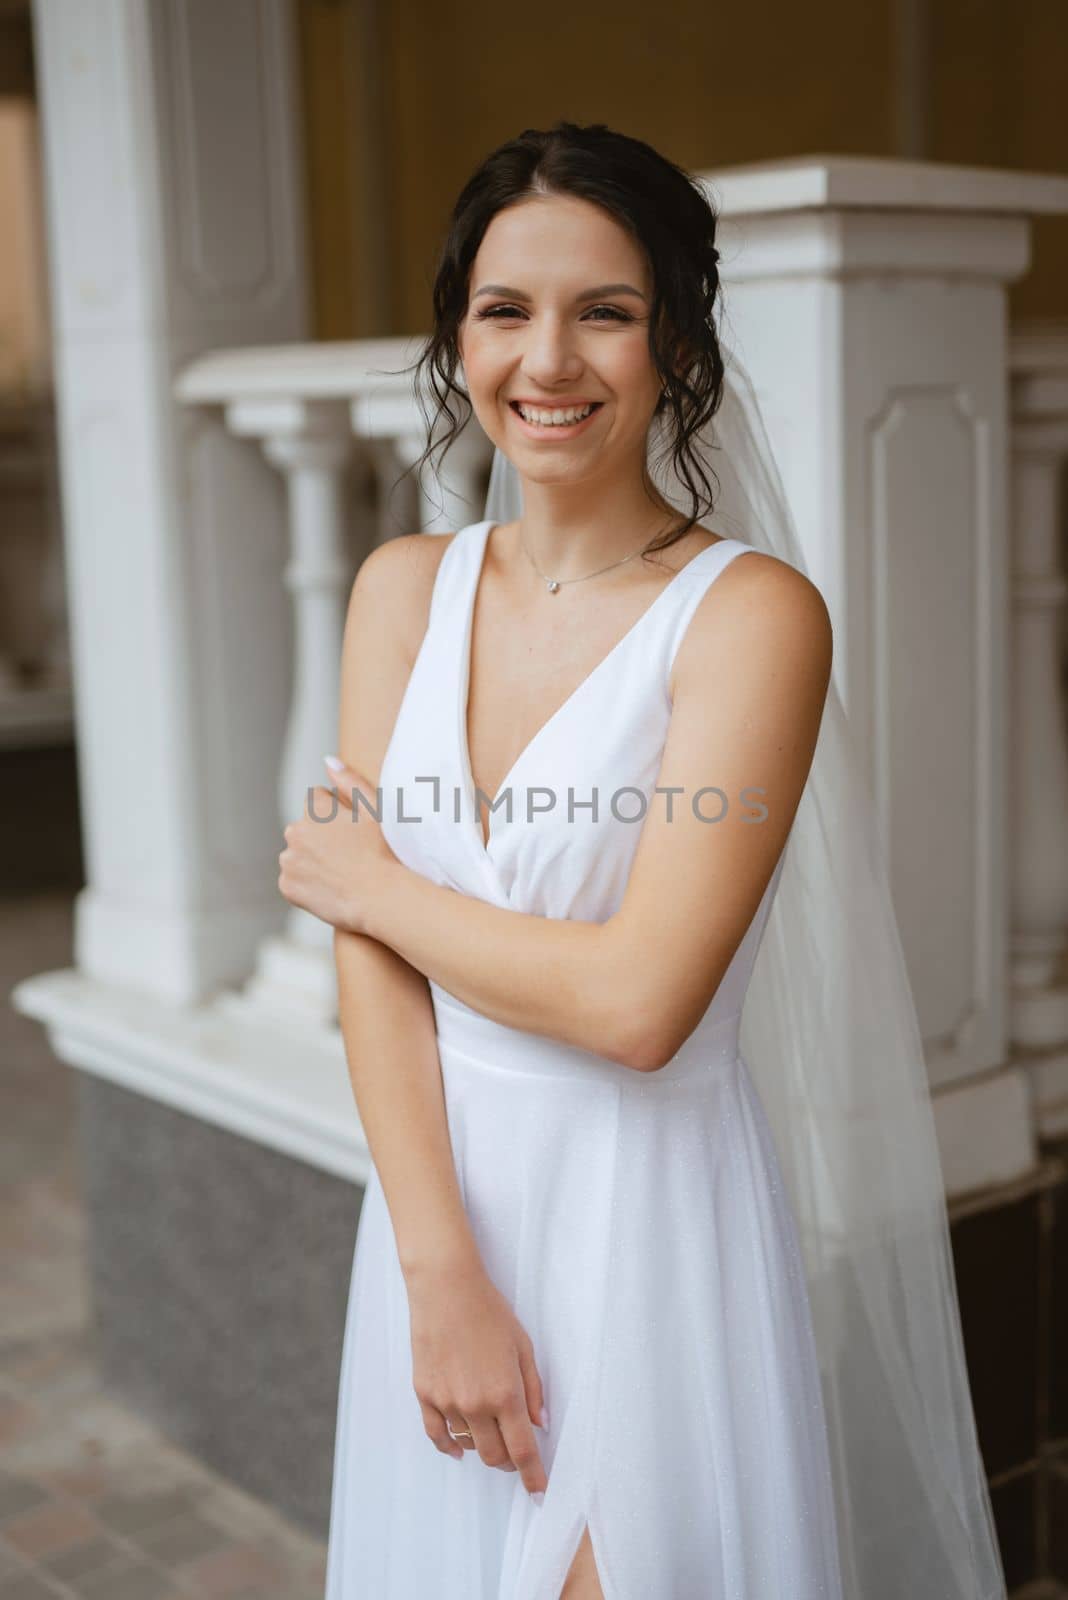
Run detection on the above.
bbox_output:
[1,890,328,1600]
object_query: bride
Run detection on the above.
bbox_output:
[279,122,1006,1599]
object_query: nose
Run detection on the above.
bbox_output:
[518,313,584,390]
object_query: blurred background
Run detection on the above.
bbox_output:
[2,1,1068,1597]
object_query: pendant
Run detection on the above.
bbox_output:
[546,579,560,593]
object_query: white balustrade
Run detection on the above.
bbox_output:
[12,62,1068,1192]
[175,342,495,1027]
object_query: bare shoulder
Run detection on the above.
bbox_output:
[672,544,833,699]
[346,530,457,664]
[337,531,461,781]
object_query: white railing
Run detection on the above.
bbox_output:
[13,156,1068,1203]
[155,316,1068,1177]
[175,338,493,1026]
[13,342,493,1186]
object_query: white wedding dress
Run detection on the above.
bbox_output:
[325,518,845,1599]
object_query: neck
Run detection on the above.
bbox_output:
[514,475,679,581]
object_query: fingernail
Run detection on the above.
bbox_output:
[539,1407,549,1429]
[324,754,344,772]
[531,1490,544,1505]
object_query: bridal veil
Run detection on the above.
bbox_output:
[482,352,1008,1600]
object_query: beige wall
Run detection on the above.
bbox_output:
[297,0,1068,340]
[0,97,49,395]
[931,0,1068,316]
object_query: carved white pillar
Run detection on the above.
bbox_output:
[220,400,356,1025]
[1009,327,1068,1137]
[701,157,1068,1196]
[28,0,307,1002]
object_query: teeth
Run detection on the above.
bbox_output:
[516,403,596,427]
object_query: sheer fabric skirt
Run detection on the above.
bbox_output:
[324,1007,843,1600]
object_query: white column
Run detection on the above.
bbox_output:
[701,157,1068,1195]
[29,0,307,1003]
[1009,328,1068,1138]
[221,401,356,1025]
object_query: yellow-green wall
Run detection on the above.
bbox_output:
[297,0,1068,339]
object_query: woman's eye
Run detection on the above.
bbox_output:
[473,304,631,323]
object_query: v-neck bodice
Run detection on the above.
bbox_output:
[460,521,746,851]
[378,517,782,935]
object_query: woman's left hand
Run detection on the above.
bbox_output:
[278,757,394,935]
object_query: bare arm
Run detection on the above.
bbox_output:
[355,552,833,1072]
[332,533,550,1495]
[332,534,479,1280]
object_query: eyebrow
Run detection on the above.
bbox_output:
[471,282,648,303]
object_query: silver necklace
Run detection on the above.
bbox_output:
[519,523,670,594]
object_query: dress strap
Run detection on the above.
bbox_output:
[424,521,486,628]
[664,539,760,674]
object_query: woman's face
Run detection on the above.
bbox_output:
[457,195,662,488]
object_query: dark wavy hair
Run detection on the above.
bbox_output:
[404,120,727,558]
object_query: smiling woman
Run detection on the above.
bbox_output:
[298,120,1007,1600]
[305,121,840,1600]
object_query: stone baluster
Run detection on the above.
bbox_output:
[219,400,357,1026]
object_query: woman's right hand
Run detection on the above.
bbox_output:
[406,1256,549,1498]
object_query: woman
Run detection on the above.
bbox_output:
[280,124,1004,1599]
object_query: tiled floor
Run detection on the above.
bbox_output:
[1,891,328,1599]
